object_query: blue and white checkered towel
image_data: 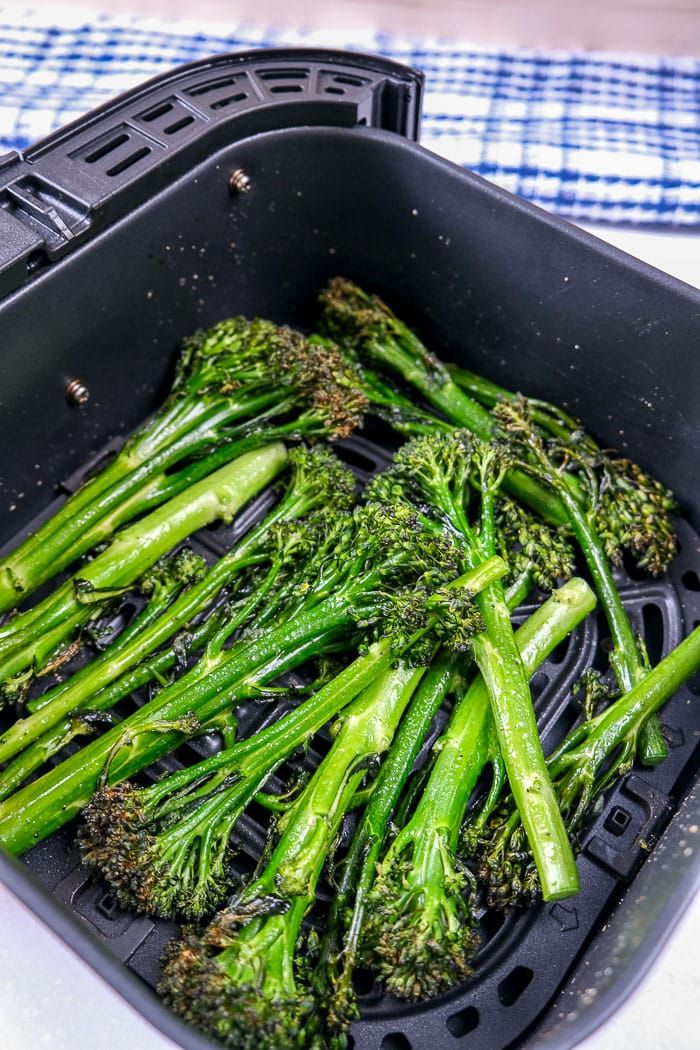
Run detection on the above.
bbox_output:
[2,5,700,225]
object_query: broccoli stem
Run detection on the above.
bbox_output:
[363,331,494,438]
[0,556,507,854]
[471,590,579,899]
[0,608,226,800]
[0,390,283,614]
[326,577,595,1019]
[466,477,578,899]
[0,444,287,683]
[449,361,667,765]
[447,364,579,440]
[160,660,424,1044]
[0,448,341,766]
[320,650,455,1029]
[553,478,667,765]
[23,548,202,711]
[0,715,106,802]
[553,623,700,790]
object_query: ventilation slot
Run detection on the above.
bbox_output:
[530,671,549,702]
[187,74,240,97]
[604,805,632,837]
[481,908,507,937]
[84,133,129,164]
[134,96,201,137]
[184,74,250,111]
[446,1005,479,1038]
[257,67,309,94]
[336,436,392,476]
[319,69,371,98]
[257,68,309,80]
[106,147,151,177]
[641,603,665,664]
[269,84,304,94]
[96,892,119,920]
[351,967,377,996]
[210,92,248,111]
[337,444,381,475]
[140,101,173,122]
[333,73,369,87]
[498,965,534,1006]
[682,569,700,592]
[380,1035,411,1050]
[548,636,570,665]
[163,115,194,135]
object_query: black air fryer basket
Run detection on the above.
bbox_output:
[0,49,698,1050]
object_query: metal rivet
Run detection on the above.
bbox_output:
[65,378,90,406]
[228,168,252,195]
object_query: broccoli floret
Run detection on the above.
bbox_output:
[68,502,504,907]
[363,821,479,1000]
[495,496,576,591]
[160,659,431,1044]
[320,280,677,766]
[0,315,366,619]
[160,902,315,1050]
[140,547,208,598]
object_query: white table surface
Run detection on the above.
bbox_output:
[1,220,698,1050]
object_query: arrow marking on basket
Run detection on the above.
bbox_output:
[549,902,579,932]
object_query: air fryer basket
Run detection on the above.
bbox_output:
[0,49,698,1050]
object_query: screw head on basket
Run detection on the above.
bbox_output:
[65,378,90,406]
[228,168,252,195]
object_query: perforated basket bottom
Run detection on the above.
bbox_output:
[2,430,699,1050]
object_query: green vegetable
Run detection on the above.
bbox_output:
[368,431,579,900]
[472,623,700,908]
[0,447,354,772]
[0,318,366,613]
[0,444,288,685]
[319,278,674,764]
[0,501,506,854]
[158,660,425,1049]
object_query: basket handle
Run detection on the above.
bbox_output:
[0,48,424,298]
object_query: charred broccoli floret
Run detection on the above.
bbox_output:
[0,447,356,791]
[367,431,578,902]
[361,578,596,1002]
[159,661,438,1045]
[0,315,366,623]
[320,279,675,766]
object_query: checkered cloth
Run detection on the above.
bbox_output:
[2,5,700,225]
